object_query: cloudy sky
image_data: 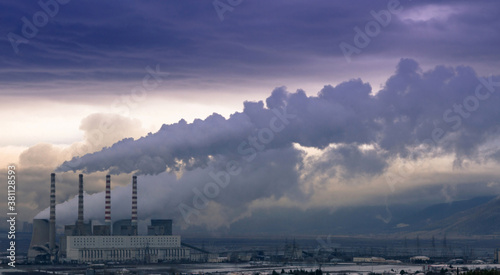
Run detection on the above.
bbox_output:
[2,0,500,233]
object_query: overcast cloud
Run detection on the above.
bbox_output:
[2,1,500,232]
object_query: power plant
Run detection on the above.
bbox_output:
[27,174,191,264]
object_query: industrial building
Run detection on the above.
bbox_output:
[28,173,191,264]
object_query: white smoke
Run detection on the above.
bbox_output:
[46,59,500,229]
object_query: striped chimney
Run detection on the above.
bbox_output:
[105,175,111,226]
[49,173,56,252]
[78,174,84,225]
[131,176,138,231]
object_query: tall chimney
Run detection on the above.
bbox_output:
[131,176,138,235]
[78,174,84,226]
[105,175,111,227]
[49,173,56,253]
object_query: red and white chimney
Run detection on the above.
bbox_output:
[131,175,138,234]
[49,173,56,253]
[78,174,84,225]
[105,175,111,229]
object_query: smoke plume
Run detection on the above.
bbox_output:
[49,58,500,229]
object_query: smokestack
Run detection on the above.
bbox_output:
[105,175,111,227]
[49,173,56,253]
[78,174,84,225]
[131,175,137,235]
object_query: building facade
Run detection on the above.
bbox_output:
[65,235,189,263]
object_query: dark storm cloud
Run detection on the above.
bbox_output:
[2,0,500,96]
[58,59,500,176]
[376,59,500,165]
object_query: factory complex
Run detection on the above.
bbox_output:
[27,174,194,264]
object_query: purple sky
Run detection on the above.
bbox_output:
[2,0,500,232]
